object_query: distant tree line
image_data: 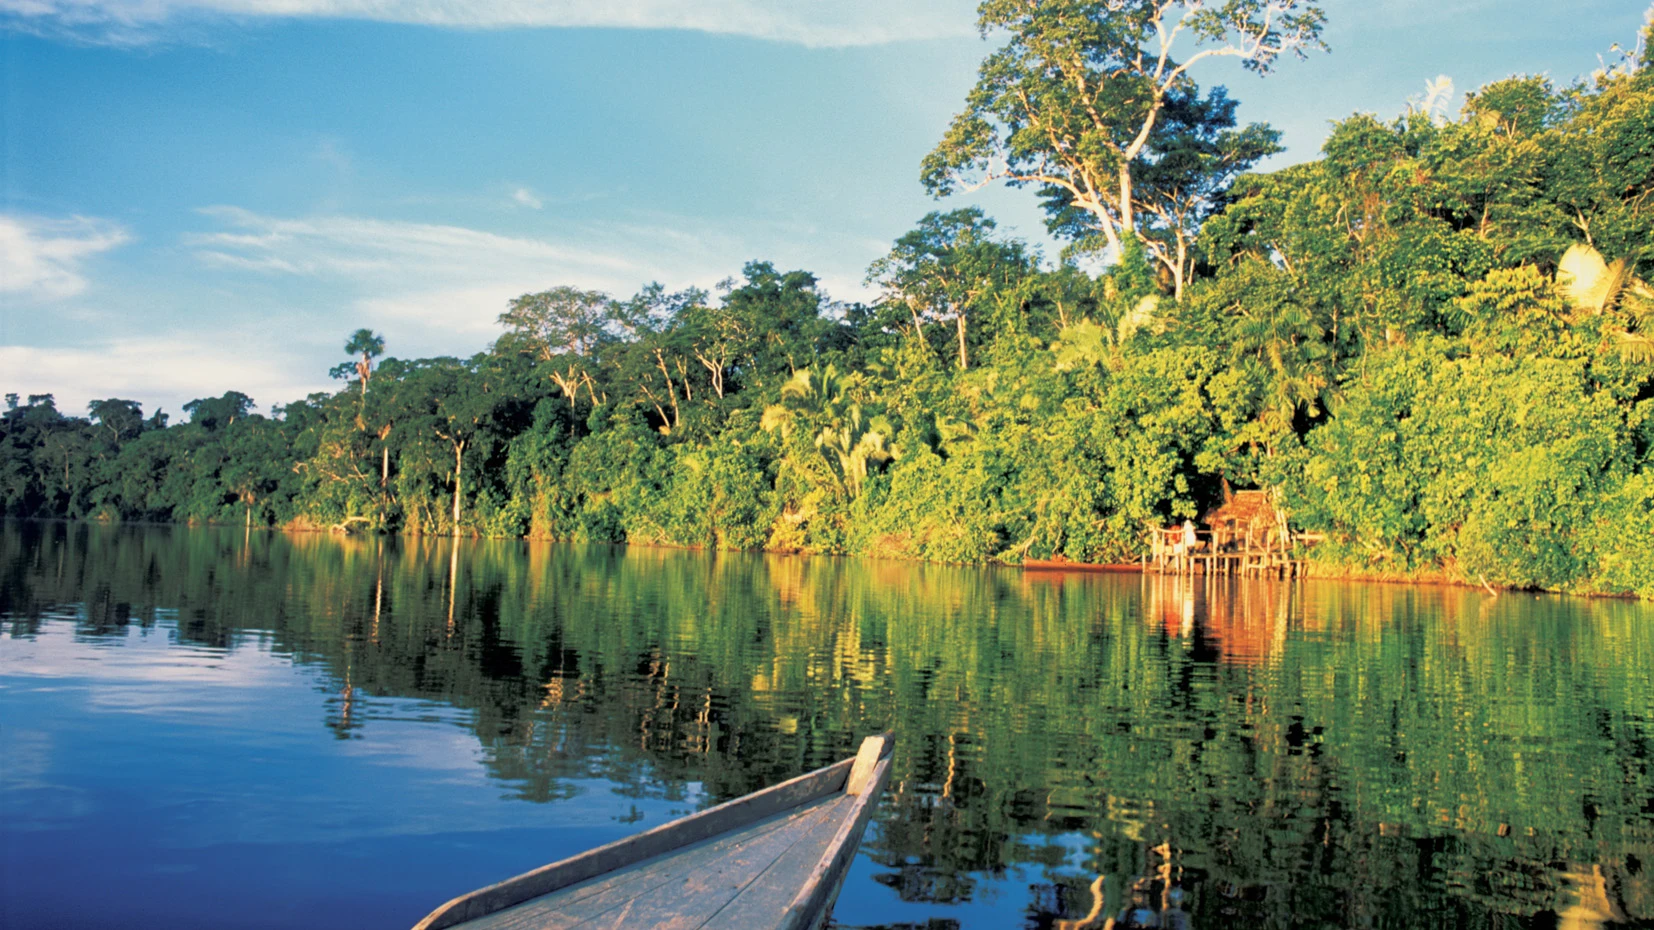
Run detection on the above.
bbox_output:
[4,3,1652,597]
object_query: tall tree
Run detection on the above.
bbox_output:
[87,398,144,444]
[183,392,254,431]
[498,287,615,360]
[220,417,291,528]
[868,208,1034,370]
[497,287,618,406]
[922,0,1324,300]
[331,329,386,397]
[716,262,846,385]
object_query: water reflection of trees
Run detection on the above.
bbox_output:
[3,522,1651,926]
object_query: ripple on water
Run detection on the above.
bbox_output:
[1,525,1651,929]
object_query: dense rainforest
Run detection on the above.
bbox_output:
[5,3,1654,598]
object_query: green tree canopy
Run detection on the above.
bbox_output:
[497,286,617,360]
[183,392,254,431]
[921,0,1324,300]
[330,329,387,395]
[868,208,1035,370]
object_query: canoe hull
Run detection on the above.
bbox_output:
[412,734,894,930]
[1022,559,1141,573]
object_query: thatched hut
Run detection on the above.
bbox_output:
[1201,484,1285,552]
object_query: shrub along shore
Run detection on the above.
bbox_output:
[6,17,1653,599]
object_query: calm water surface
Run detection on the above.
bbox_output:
[2,522,1651,929]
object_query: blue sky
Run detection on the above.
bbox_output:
[3,0,1650,419]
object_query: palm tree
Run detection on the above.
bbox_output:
[344,329,386,397]
[760,365,894,498]
[1231,299,1331,440]
[813,409,894,499]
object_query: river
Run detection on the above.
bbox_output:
[2,522,1650,928]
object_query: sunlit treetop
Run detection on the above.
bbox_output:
[923,0,1325,301]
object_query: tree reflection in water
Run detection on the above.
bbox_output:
[2,521,1650,928]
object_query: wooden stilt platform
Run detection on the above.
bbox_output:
[1146,548,1306,579]
[1144,525,1306,579]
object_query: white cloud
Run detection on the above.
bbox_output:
[0,0,975,47]
[182,206,879,343]
[188,205,635,281]
[0,214,129,301]
[182,207,657,341]
[354,284,530,341]
[0,335,329,417]
[511,187,543,210]
[4,206,883,412]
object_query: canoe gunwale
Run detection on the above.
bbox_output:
[777,742,893,930]
[412,758,853,930]
[412,733,894,930]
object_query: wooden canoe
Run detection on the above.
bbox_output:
[411,733,895,930]
[1021,559,1141,573]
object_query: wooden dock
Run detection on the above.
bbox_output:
[1144,544,1307,579]
[1143,486,1312,579]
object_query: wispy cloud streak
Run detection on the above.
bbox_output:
[183,204,878,317]
[0,0,975,47]
[187,206,634,282]
[0,214,129,301]
[4,205,882,414]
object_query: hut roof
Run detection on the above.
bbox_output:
[1201,489,1273,529]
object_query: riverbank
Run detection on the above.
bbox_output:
[55,513,1652,603]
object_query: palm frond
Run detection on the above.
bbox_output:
[1614,329,1654,363]
[1116,294,1160,344]
[779,368,817,402]
[1559,243,1615,314]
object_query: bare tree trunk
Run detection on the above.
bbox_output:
[451,440,465,537]
[955,314,969,370]
[580,371,604,406]
[674,357,693,403]
[380,445,389,488]
[446,539,459,635]
[1096,213,1125,265]
[1118,166,1135,244]
[1173,235,1187,303]
[550,366,581,408]
[654,349,682,428]
[693,349,726,398]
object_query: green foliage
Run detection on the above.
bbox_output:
[1582,471,1654,598]
[923,0,1320,298]
[182,391,254,431]
[4,44,1652,598]
[1290,344,1634,588]
[867,208,1035,370]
